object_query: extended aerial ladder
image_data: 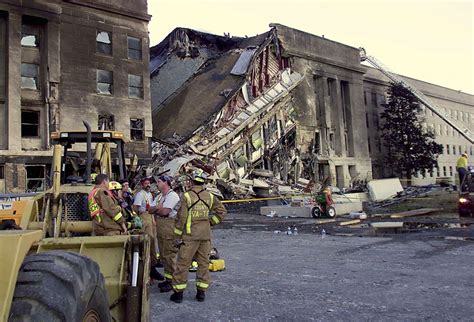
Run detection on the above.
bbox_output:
[360,48,473,144]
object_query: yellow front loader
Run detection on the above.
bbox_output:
[0,121,150,322]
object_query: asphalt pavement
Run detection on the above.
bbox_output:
[150,227,474,321]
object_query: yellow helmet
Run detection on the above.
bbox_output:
[192,169,207,183]
[108,181,122,191]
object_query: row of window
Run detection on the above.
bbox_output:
[443,144,473,156]
[20,63,144,98]
[97,69,144,98]
[22,27,143,61]
[96,31,142,60]
[20,110,145,141]
[415,165,461,178]
[420,106,473,124]
[428,123,472,138]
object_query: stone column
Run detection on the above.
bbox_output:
[6,12,21,151]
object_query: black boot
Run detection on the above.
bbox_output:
[159,281,173,293]
[150,267,165,281]
[170,291,183,303]
[196,289,205,302]
[157,280,169,288]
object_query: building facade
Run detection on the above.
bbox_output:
[364,67,474,185]
[0,0,152,193]
[150,24,473,189]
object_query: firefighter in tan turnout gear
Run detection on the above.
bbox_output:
[170,169,227,303]
[88,174,127,236]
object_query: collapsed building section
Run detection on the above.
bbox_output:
[150,27,306,195]
[150,24,372,194]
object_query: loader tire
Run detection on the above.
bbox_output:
[9,251,110,322]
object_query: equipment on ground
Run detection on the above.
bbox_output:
[0,121,150,321]
[360,48,473,144]
[311,187,336,218]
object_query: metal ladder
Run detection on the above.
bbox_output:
[360,48,473,144]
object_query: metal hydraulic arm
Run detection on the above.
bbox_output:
[360,48,473,144]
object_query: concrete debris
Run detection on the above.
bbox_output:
[339,219,361,226]
[367,178,404,201]
[389,208,442,219]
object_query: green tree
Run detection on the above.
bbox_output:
[380,82,443,182]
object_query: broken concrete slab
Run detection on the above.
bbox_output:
[370,222,404,229]
[334,201,363,215]
[339,219,361,226]
[389,208,442,219]
[367,178,403,201]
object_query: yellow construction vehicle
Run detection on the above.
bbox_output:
[0,121,150,321]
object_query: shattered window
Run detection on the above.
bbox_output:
[127,36,142,60]
[21,63,39,89]
[128,74,143,99]
[96,31,112,55]
[21,110,40,137]
[98,115,115,130]
[97,69,113,95]
[130,118,144,141]
[26,165,46,191]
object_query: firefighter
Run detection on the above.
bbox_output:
[152,175,180,293]
[88,174,127,236]
[109,181,142,231]
[170,169,227,303]
[133,177,163,281]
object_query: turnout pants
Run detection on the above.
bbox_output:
[172,239,211,292]
[156,218,177,281]
[141,212,158,267]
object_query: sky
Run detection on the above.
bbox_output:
[148,0,473,94]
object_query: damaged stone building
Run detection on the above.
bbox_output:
[0,0,152,193]
[150,24,473,190]
[150,24,371,190]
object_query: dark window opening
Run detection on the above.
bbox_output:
[26,165,46,191]
[371,93,377,106]
[21,63,39,89]
[127,36,142,60]
[96,31,112,55]
[327,78,335,97]
[368,138,371,153]
[130,118,144,141]
[452,146,456,155]
[329,133,335,150]
[21,110,40,137]
[313,132,321,154]
[364,91,367,106]
[97,69,113,95]
[365,113,370,128]
[0,165,4,179]
[128,74,143,99]
[98,115,115,130]
[447,144,450,155]
[443,166,447,177]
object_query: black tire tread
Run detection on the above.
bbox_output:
[9,251,109,322]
